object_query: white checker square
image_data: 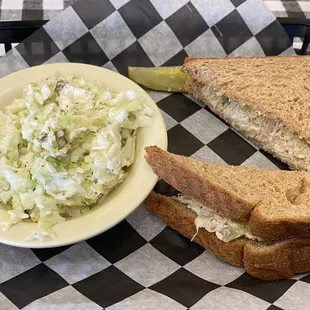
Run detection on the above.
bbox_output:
[185,29,226,58]
[298,1,310,17]
[115,243,179,287]
[43,9,63,21]
[0,49,29,79]
[191,146,226,164]
[160,110,178,131]
[0,244,40,283]
[149,0,189,19]
[109,0,130,9]
[45,242,111,284]
[191,287,271,310]
[0,44,5,57]
[91,11,136,59]
[146,90,171,103]
[1,0,23,10]
[138,21,182,66]
[126,205,166,241]
[229,37,265,57]
[106,288,186,310]
[43,0,64,10]
[280,46,296,56]
[102,61,118,72]
[0,292,18,310]
[265,1,286,13]
[0,9,22,21]
[44,7,88,50]
[181,109,228,144]
[191,0,234,27]
[241,151,279,170]
[44,51,69,64]
[274,281,310,310]
[184,251,244,285]
[23,286,102,310]
[237,0,275,35]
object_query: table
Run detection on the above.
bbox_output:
[0,0,310,20]
[0,0,309,309]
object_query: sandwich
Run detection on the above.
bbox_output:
[181,56,310,171]
[144,146,310,280]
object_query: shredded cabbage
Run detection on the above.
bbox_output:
[0,75,155,240]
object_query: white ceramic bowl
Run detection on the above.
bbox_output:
[0,63,167,248]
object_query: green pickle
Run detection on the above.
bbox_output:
[128,66,188,93]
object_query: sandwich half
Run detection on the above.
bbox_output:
[181,56,310,171]
[144,146,310,280]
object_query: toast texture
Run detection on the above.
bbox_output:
[145,146,310,240]
[182,56,310,143]
[182,56,310,171]
[146,192,310,280]
[185,79,310,171]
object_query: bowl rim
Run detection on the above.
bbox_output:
[0,63,167,248]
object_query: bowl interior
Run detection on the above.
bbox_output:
[0,63,167,248]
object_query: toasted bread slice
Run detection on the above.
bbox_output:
[182,56,310,171]
[145,146,310,240]
[146,192,310,280]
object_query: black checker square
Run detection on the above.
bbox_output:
[112,41,153,76]
[119,0,162,39]
[255,20,292,56]
[0,264,68,309]
[168,124,204,157]
[154,179,180,197]
[300,273,310,283]
[227,273,296,303]
[150,268,219,308]
[87,220,146,263]
[63,32,109,66]
[16,28,60,66]
[211,9,252,55]
[267,305,284,310]
[73,0,116,29]
[150,226,204,266]
[163,50,188,66]
[166,2,209,47]
[230,0,247,7]
[157,93,201,123]
[207,129,256,165]
[32,245,72,261]
[73,266,144,308]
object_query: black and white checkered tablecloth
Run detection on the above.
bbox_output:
[0,0,309,309]
[0,0,309,20]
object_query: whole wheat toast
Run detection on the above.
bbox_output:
[146,192,310,280]
[145,146,310,241]
[182,56,310,143]
[182,56,310,171]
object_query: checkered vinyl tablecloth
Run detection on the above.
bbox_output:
[0,0,310,20]
[0,0,309,309]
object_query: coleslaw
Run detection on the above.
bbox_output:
[0,74,155,240]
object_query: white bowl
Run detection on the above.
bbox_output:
[0,63,167,248]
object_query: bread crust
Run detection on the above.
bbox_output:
[145,146,310,240]
[182,56,310,145]
[146,192,310,280]
[144,145,256,222]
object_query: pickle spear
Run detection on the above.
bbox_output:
[128,66,188,93]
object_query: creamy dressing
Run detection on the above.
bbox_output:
[174,195,259,242]
[201,85,310,170]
